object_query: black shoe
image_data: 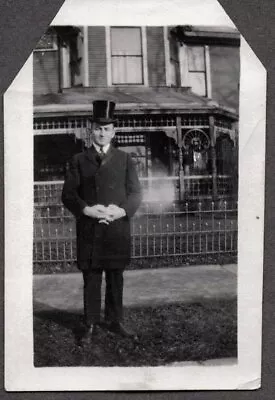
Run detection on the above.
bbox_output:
[82,323,99,344]
[107,322,137,338]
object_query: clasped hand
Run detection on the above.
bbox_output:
[83,204,126,224]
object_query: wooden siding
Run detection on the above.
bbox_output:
[87,26,107,87]
[33,51,59,95]
[146,27,166,86]
[209,46,240,112]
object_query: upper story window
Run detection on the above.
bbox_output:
[34,32,58,52]
[111,27,143,85]
[187,46,207,97]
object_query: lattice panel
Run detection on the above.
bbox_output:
[181,115,209,127]
[115,133,146,145]
[34,114,212,132]
[34,117,89,130]
[115,115,177,128]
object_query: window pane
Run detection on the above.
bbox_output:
[111,27,142,55]
[188,46,205,71]
[112,56,143,84]
[189,72,206,96]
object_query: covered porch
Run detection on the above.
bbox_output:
[33,86,238,204]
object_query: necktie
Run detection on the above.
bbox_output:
[96,146,105,165]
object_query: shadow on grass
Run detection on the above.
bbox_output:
[33,298,237,367]
[34,302,87,346]
[34,254,238,274]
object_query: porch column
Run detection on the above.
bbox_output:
[176,116,184,201]
[61,46,71,89]
[82,26,89,87]
[57,35,63,93]
[209,115,218,199]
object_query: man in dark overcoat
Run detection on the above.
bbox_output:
[62,100,142,340]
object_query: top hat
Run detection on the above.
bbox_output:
[92,100,116,125]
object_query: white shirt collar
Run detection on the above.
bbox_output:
[92,143,110,154]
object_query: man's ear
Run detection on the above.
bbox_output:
[111,128,116,139]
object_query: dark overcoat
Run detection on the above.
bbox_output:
[62,145,142,270]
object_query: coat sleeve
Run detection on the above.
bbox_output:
[120,154,142,218]
[61,155,87,218]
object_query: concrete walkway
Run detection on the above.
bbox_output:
[33,264,237,312]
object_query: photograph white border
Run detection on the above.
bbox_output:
[4,0,266,391]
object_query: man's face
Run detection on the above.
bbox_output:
[91,122,115,147]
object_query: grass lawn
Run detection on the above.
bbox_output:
[34,298,237,367]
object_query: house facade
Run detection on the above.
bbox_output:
[33,25,240,204]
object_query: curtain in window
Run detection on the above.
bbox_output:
[187,46,205,70]
[189,72,206,96]
[112,56,143,84]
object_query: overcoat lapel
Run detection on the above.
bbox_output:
[101,146,115,168]
[85,146,99,165]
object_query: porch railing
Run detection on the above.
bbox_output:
[34,175,233,205]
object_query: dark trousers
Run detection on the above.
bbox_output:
[82,268,124,326]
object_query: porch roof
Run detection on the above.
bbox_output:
[34,87,238,120]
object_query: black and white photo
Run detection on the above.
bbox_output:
[4,0,266,391]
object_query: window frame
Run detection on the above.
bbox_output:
[60,26,88,89]
[106,26,148,87]
[187,45,207,97]
[179,43,212,98]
